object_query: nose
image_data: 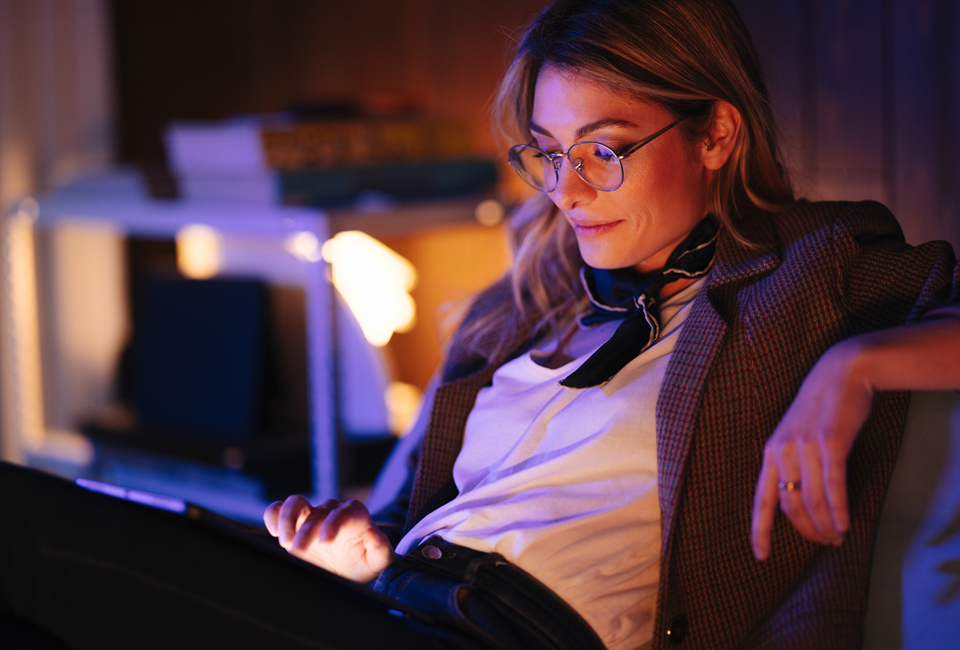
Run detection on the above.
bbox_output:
[550,156,595,211]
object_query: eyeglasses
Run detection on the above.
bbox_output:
[507,120,681,193]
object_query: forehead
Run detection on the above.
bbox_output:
[531,65,660,133]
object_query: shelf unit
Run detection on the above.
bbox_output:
[1,193,335,520]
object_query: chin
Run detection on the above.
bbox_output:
[577,245,637,270]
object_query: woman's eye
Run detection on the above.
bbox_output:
[591,146,617,162]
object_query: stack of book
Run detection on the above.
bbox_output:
[165,116,498,207]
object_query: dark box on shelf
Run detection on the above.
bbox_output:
[135,277,266,438]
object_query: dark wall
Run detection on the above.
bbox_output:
[739,0,959,248]
[112,0,548,163]
[113,0,960,248]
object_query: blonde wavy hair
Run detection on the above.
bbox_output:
[444,0,794,377]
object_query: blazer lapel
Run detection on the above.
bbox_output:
[656,291,727,549]
[656,215,781,550]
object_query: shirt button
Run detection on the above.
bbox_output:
[667,614,688,644]
[420,544,443,560]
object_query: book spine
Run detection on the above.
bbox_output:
[261,120,473,171]
[278,158,497,206]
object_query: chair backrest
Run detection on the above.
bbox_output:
[864,390,960,649]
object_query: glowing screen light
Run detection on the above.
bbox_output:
[320,231,417,347]
[176,224,222,279]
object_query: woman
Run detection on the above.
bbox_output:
[2,1,958,649]
[267,0,960,648]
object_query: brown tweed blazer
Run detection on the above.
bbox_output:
[379,200,959,649]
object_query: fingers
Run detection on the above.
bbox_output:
[318,500,371,543]
[289,499,343,553]
[361,526,396,575]
[772,441,823,543]
[269,497,372,554]
[751,455,780,560]
[265,497,392,582]
[751,342,875,560]
[798,443,842,546]
[755,435,847,561]
[277,495,318,548]
[289,500,392,582]
[263,501,282,536]
[291,500,369,552]
[823,445,850,536]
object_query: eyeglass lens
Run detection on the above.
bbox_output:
[510,142,623,192]
[509,142,625,192]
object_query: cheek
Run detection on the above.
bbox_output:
[608,170,669,221]
[648,152,693,194]
[633,152,707,216]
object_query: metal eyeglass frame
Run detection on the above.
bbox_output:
[508,119,682,193]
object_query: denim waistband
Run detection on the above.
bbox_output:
[373,537,606,650]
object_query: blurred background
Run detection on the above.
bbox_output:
[0,0,957,522]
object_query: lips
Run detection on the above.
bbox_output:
[569,218,622,237]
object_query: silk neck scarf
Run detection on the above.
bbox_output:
[560,217,719,389]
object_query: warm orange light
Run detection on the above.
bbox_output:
[320,231,417,347]
[385,381,422,436]
[175,224,222,279]
[475,198,505,226]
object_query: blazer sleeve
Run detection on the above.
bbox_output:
[830,201,959,329]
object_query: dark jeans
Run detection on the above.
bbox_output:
[376,537,606,650]
[0,462,604,650]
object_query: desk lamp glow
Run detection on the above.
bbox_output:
[317,231,417,348]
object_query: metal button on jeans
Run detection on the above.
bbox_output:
[420,544,443,560]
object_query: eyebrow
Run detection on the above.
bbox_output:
[528,118,640,140]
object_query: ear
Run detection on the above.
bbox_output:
[699,100,741,170]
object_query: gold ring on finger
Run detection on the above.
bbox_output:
[778,480,801,492]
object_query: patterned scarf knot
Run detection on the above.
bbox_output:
[560,217,720,388]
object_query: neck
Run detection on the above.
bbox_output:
[658,276,697,303]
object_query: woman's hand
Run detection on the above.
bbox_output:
[751,305,960,560]
[751,340,873,560]
[264,496,395,583]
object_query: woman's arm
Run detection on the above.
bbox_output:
[751,304,960,560]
